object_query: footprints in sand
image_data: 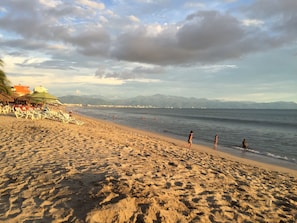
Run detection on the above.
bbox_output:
[1,117,297,222]
[95,136,296,222]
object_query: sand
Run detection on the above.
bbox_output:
[0,113,297,223]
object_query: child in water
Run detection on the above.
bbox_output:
[242,138,248,149]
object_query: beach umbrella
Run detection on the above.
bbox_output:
[29,92,58,104]
[15,94,32,103]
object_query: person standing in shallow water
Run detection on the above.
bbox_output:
[214,134,219,150]
[186,130,193,149]
[242,138,248,150]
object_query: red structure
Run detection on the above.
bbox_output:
[13,85,31,96]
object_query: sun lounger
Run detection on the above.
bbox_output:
[14,107,27,119]
[1,105,13,114]
[13,106,84,125]
[57,110,84,125]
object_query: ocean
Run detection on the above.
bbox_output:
[74,107,297,170]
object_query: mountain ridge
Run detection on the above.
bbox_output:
[59,94,297,109]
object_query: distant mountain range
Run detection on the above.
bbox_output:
[59,94,297,109]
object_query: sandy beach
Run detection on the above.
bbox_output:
[1,113,297,223]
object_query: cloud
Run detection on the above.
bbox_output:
[16,59,77,70]
[39,0,61,8]
[2,0,296,67]
[0,0,296,102]
[132,65,164,74]
[242,19,264,27]
[197,64,237,73]
[179,11,244,51]
[128,15,140,23]
[95,67,139,80]
[241,0,297,43]
[111,10,246,65]
[68,27,111,56]
[94,64,164,81]
[77,0,105,10]
[183,2,205,9]
[0,39,47,51]
[108,1,297,66]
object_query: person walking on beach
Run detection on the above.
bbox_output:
[214,134,218,150]
[242,138,248,150]
[185,130,193,149]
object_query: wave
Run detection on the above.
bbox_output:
[231,146,297,164]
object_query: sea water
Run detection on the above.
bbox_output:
[75,107,297,170]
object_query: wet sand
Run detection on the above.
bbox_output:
[0,114,297,223]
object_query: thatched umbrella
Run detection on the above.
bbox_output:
[28,91,58,104]
[15,94,32,104]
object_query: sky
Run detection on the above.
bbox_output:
[0,0,296,103]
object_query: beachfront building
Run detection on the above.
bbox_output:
[12,85,31,97]
[33,86,48,93]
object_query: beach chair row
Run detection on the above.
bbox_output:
[45,110,84,125]
[14,107,44,120]
[14,108,84,125]
[0,105,14,114]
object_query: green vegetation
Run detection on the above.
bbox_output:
[0,59,12,95]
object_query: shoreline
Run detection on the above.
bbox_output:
[73,107,297,172]
[1,114,297,222]
[76,110,297,174]
[91,116,297,177]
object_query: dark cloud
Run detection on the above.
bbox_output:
[243,0,297,18]
[111,11,246,65]
[241,0,297,44]
[16,59,77,70]
[0,0,68,40]
[178,11,244,50]
[69,28,111,56]
[0,39,47,51]
[0,0,110,57]
[110,27,191,65]
[111,1,297,66]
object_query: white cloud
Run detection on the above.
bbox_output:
[0,6,7,12]
[99,15,108,24]
[128,15,140,23]
[198,64,238,73]
[39,0,61,8]
[242,19,264,27]
[77,0,105,10]
[47,44,68,50]
[145,24,164,37]
[127,78,160,83]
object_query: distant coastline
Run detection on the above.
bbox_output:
[60,94,297,109]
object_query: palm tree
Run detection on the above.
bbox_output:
[0,59,12,95]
